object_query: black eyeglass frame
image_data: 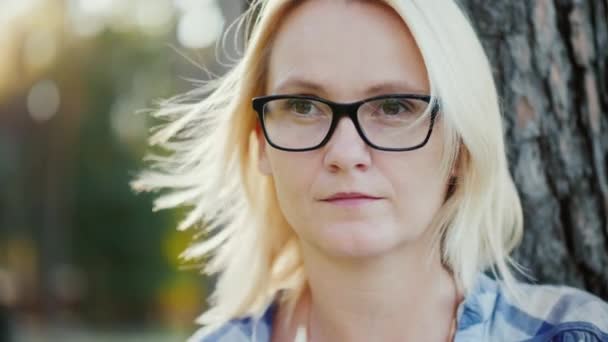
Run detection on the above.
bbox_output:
[252,93,440,152]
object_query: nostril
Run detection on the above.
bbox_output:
[355,162,369,171]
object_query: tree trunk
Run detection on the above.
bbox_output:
[459,0,608,299]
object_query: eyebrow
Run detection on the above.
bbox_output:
[271,77,428,97]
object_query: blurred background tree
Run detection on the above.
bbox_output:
[459,0,608,299]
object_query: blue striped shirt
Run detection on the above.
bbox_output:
[195,273,608,341]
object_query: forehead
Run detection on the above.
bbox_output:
[266,0,429,100]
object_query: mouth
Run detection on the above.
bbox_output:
[320,192,384,207]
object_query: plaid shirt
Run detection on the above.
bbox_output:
[193,273,608,341]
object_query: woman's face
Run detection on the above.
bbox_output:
[258,0,448,258]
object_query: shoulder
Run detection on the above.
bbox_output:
[187,301,278,342]
[190,317,255,342]
[509,281,608,341]
[513,281,608,324]
[457,273,608,341]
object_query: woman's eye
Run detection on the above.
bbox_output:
[380,101,404,115]
[289,100,314,114]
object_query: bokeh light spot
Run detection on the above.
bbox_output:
[177,3,224,49]
[135,0,174,36]
[27,79,61,122]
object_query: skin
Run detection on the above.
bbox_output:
[256,1,461,341]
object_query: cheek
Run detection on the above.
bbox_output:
[390,163,445,204]
[379,144,447,225]
[267,151,319,224]
[269,151,317,189]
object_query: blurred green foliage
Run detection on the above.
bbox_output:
[1,14,210,338]
[71,31,205,325]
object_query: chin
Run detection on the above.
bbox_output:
[313,221,407,259]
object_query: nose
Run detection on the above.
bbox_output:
[322,117,371,173]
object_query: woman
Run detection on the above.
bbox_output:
[132,0,608,341]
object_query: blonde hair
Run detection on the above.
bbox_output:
[131,0,524,338]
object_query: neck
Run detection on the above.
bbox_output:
[299,238,460,342]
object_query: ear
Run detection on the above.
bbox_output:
[255,123,272,175]
[453,146,465,177]
[449,158,459,180]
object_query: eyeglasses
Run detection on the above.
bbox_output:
[252,94,440,152]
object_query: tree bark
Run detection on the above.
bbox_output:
[459,0,608,299]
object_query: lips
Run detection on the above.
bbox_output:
[322,192,383,201]
[319,192,384,207]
